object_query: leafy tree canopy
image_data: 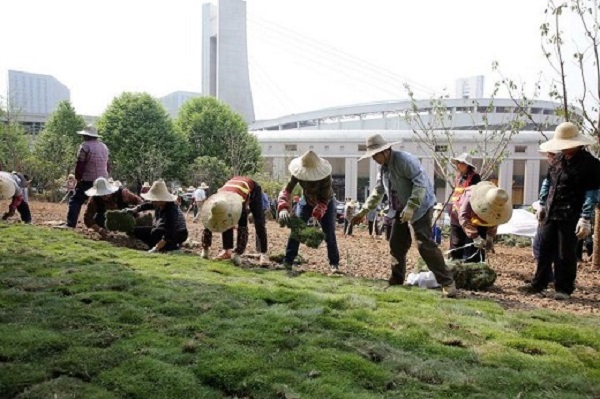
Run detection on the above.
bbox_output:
[186,156,231,192]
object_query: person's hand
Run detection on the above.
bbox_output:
[278,209,290,222]
[473,236,485,249]
[311,203,327,221]
[536,206,546,221]
[351,209,368,225]
[575,218,591,239]
[147,247,158,254]
[399,206,415,223]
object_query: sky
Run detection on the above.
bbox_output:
[0,0,567,121]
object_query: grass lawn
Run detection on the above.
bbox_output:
[1,224,599,399]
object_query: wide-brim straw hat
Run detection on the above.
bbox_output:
[451,152,476,169]
[76,124,101,138]
[358,134,402,161]
[141,180,177,202]
[68,174,75,179]
[470,181,513,225]
[539,122,594,152]
[85,177,118,196]
[200,191,243,233]
[288,150,332,181]
[187,186,196,192]
[0,172,16,199]
[142,182,151,189]
[198,182,209,189]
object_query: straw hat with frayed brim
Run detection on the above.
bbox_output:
[200,191,244,233]
[198,182,209,189]
[470,181,513,225]
[539,122,594,152]
[85,177,119,196]
[141,180,177,202]
[451,152,476,169]
[358,134,402,161]
[0,172,16,199]
[142,182,151,188]
[76,125,101,138]
[289,151,332,181]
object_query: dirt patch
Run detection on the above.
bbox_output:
[8,200,600,315]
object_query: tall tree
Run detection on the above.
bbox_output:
[32,100,86,179]
[176,97,262,176]
[96,92,186,185]
[0,120,31,173]
[186,156,231,191]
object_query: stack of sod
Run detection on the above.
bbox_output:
[445,260,497,290]
[279,215,325,249]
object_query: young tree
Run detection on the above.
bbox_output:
[176,97,262,176]
[32,100,86,179]
[96,93,187,185]
[0,121,31,173]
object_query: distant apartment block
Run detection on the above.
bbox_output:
[455,75,484,99]
[159,91,203,118]
[7,70,70,115]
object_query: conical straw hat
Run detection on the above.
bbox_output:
[141,180,177,202]
[200,191,243,233]
[288,151,332,181]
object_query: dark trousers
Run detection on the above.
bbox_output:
[463,226,488,263]
[449,224,468,260]
[133,226,188,251]
[389,207,454,286]
[343,219,353,235]
[533,218,578,294]
[66,181,93,227]
[285,199,339,266]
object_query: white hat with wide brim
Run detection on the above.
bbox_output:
[451,152,476,169]
[470,181,513,225]
[539,122,594,152]
[200,191,244,233]
[358,134,402,161]
[198,182,210,189]
[288,151,332,181]
[85,177,119,196]
[141,180,177,202]
[76,124,101,138]
[0,172,16,199]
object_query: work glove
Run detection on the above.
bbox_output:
[575,218,592,240]
[278,209,290,222]
[399,205,415,224]
[121,206,140,216]
[351,209,368,225]
[147,247,158,254]
[536,206,546,221]
[473,236,485,249]
[311,203,327,221]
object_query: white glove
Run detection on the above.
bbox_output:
[147,247,158,254]
[399,206,415,223]
[575,218,592,239]
[278,209,290,222]
[473,236,485,249]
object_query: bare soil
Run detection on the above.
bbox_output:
[12,200,600,315]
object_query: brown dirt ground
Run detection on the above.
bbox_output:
[9,200,600,315]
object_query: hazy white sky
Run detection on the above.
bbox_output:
[0,0,559,120]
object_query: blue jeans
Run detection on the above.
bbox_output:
[284,198,339,266]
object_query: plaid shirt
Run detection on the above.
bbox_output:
[77,139,109,181]
[282,175,334,207]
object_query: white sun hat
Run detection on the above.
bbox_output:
[539,122,594,152]
[85,177,119,197]
[358,134,402,161]
[288,150,332,181]
[470,181,513,225]
[76,124,101,138]
[141,180,177,202]
[0,172,16,199]
[198,182,210,189]
[451,153,476,169]
[200,191,244,233]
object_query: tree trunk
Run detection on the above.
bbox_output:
[593,205,600,269]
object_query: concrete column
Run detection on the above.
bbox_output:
[345,157,358,201]
[498,159,514,193]
[524,159,541,205]
[369,160,379,192]
[273,157,287,181]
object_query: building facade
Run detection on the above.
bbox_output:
[7,70,70,115]
[159,91,203,118]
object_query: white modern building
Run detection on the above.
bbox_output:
[202,0,255,123]
[456,75,485,99]
[7,70,70,115]
[159,91,203,118]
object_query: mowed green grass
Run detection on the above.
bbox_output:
[0,224,599,399]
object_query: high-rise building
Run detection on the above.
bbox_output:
[159,91,203,118]
[455,75,484,99]
[7,70,70,115]
[202,0,255,123]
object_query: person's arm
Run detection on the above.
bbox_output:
[121,189,143,206]
[278,177,299,211]
[458,192,478,238]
